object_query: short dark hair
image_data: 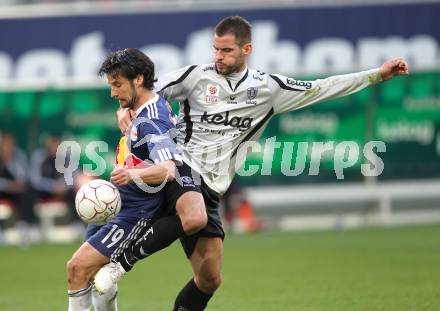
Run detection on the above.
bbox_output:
[214,16,252,46]
[98,48,156,90]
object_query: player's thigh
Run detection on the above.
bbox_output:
[189,237,224,280]
[176,190,206,219]
[70,241,110,272]
[165,162,206,218]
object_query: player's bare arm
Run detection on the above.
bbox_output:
[111,160,176,186]
[380,58,409,81]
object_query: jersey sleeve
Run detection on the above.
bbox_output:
[137,119,182,164]
[268,68,382,114]
[155,65,198,101]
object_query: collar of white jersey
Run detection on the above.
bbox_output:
[225,66,248,83]
[134,93,159,117]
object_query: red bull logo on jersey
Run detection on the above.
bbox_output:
[115,136,147,168]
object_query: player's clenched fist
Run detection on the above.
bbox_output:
[111,168,132,186]
[380,58,409,81]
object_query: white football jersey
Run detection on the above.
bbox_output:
[155,64,381,194]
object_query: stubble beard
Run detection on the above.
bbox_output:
[216,55,246,76]
[126,83,138,110]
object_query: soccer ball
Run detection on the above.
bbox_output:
[75,179,121,225]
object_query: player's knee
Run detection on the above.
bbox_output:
[183,208,207,234]
[191,207,208,230]
[177,193,207,234]
[67,257,79,276]
[207,273,222,291]
[67,256,87,283]
[197,272,222,293]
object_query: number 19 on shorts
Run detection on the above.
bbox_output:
[101,224,125,248]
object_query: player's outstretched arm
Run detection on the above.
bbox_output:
[111,160,176,186]
[380,58,409,81]
[270,58,409,114]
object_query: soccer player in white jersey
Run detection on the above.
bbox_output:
[93,16,409,310]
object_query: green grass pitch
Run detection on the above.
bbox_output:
[1,224,439,310]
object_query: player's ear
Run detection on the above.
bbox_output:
[135,74,144,87]
[242,43,252,57]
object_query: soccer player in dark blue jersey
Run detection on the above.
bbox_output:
[66,49,181,311]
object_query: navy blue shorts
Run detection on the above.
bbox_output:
[85,215,152,259]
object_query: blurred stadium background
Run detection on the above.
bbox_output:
[0,0,439,310]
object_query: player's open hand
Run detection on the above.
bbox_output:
[117,108,136,134]
[380,58,409,81]
[111,168,132,186]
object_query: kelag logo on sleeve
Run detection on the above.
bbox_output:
[286,78,312,90]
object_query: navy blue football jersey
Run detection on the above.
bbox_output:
[114,94,180,218]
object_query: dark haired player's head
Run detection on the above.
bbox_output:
[215,16,252,46]
[213,16,253,76]
[99,48,156,90]
[99,48,157,109]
